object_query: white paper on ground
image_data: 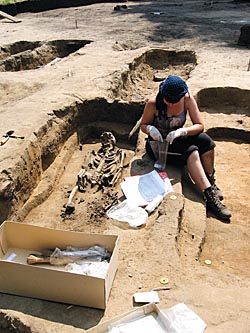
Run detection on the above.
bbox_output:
[121,170,173,207]
[138,170,166,201]
[133,291,160,303]
[145,194,164,213]
[158,171,174,195]
[120,175,150,207]
[107,200,148,227]
[161,303,207,333]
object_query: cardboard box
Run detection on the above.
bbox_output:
[0,221,119,309]
[87,302,207,333]
[87,303,167,333]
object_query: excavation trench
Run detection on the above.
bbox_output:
[194,87,250,278]
[1,47,250,274]
[13,86,250,275]
[0,46,250,331]
[1,89,249,332]
[1,47,197,222]
[0,39,92,72]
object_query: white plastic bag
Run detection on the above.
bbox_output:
[65,261,109,278]
[161,303,207,333]
[107,200,148,227]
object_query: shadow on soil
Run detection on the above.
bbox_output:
[111,1,249,46]
[0,293,104,330]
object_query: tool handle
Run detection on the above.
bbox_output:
[10,135,24,139]
[0,137,9,146]
[3,135,25,139]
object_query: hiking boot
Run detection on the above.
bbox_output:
[203,186,231,220]
[206,171,224,200]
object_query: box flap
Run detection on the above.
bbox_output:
[0,222,8,256]
[87,303,161,332]
[3,221,118,252]
[105,236,119,305]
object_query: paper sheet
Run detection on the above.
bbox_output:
[133,291,160,303]
[121,170,173,207]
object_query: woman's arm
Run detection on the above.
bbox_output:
[140,96,157,134]
[185,94,204,135]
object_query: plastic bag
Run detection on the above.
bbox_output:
[65,261,109,278]
[161,303,207,333]
[50,245,111,265]
[107,200,148,227]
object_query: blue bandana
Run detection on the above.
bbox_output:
[159,75,188,103]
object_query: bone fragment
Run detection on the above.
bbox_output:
[65,185,78,213]
[77,168,87,192]
[27,254,50,265]
[110,151,126,186]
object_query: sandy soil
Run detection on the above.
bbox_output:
[0,1,250,332]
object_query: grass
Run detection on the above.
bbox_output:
[0,0,26,5]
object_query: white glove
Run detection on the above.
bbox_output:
[146,125,163,142]
[166,128,187,144]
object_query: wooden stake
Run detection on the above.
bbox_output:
[0,10,21,23]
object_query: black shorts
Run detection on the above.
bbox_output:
[146,132,216,166]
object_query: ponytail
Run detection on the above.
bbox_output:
[155,91,167,119]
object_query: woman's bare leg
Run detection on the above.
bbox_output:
[187,150,210,191]
[200,149,214,175]
[200,149,224,199]
[186,150,231,220]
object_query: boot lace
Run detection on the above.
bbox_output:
[207,173,223,198]
[207,188,225,208]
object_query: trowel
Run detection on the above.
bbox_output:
[0,130,14,146]
[0,130,25,145]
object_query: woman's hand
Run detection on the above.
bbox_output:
[146,125,163,142]
[166,128,187,144]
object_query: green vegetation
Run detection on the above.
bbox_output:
[0,0,25,5]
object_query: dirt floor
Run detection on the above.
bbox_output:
[0,1,250,332]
